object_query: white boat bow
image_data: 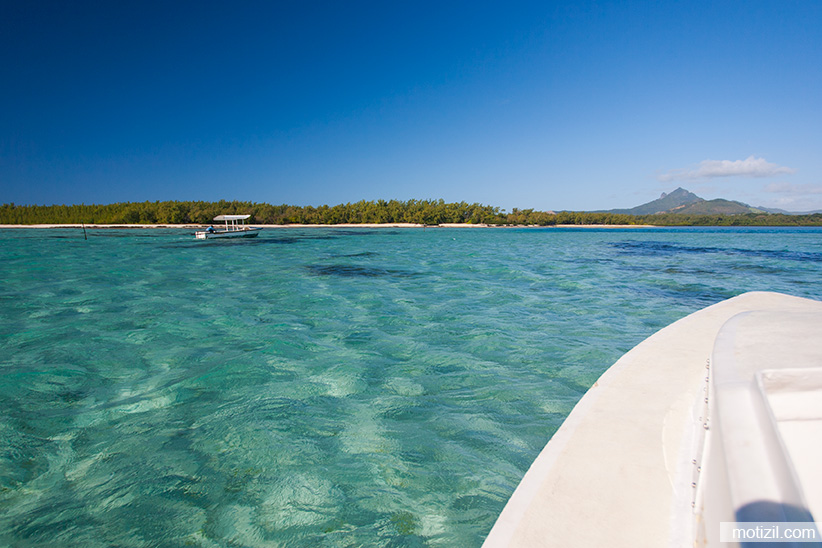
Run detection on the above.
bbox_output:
[483,291,822,548]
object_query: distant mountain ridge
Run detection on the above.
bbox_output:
[608,187,770,215]
[608,188,702,215]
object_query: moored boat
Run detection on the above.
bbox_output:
[195,215,262,239]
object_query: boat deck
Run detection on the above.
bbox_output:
[482,291,822,547]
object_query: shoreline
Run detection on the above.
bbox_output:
[0,223,657,229]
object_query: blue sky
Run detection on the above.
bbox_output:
[2,1,821,212]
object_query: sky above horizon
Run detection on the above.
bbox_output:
[2,1,821,212]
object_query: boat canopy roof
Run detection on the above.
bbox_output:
[213,214,251,221]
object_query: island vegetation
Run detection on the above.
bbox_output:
[2,199,822,226]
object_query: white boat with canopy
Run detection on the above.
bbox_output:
[195,215,262,239]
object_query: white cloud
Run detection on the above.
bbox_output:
[764,182,822,195]
[758,182,822,212]
[659,156,796,182]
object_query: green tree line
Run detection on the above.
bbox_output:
[0,199,505,225]
[2,200,821,226]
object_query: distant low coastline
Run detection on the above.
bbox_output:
[3,198,822,227]
[0,223,657,229]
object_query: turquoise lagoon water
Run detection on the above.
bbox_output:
[1,226,821,546]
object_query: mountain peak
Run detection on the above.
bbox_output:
[606,187,765,215]
[609,188,703,215]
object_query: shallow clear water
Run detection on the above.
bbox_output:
[1,226,821,546]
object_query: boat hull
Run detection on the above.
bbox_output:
[482,291,822,548]
[195,228,262,239]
